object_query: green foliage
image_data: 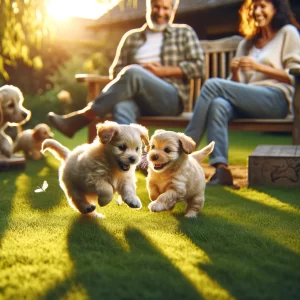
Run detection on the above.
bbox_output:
[22,90,64,128]
[47,56,89,112]
[0,0,138,80]
[0,0,54,79]
[84,52,109,75]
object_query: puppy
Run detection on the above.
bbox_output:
[0,85,31,157]
[13,123,54,160]
[146,130,214,218]
[42,121,149,218]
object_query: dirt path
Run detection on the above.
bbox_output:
[202,163,248,188]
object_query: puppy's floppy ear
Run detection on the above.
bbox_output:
[144,129,166,152]
[178,133,196,154]
[33,127,42,141]
[130,123,149,147]
[97,121,119,144]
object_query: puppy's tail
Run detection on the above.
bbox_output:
[191,141,215,164]
[41,139,70,161]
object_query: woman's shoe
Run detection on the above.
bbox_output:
[207,166,234,186]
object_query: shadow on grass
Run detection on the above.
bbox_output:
[26,159,64,211]
[0,171,19,244]
[254,186,300,209]
[0,160,50,242]
[0,158,63,245]
[43,217,202,300]
[177,187,300,300]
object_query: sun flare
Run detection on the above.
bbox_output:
[47,0,116,20]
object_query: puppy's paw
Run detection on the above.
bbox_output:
[124,196,142,209]
[85,204,96,214]
[98,196,112,207]
[116,195,123,206]
[86,211,105,219]
[184,211,198,218]
[148,200,166,212]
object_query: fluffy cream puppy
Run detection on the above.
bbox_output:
[42,121,149,218]
[146,129,214,218]
[13,123,54,160]
[0,85,31,157]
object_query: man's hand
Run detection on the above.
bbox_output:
[142,62,165,77]
[141,62,183,78]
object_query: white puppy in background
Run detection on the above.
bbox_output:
[42,121,149,218]
[13,123,54,160]
[146,129,214,218]
[0,85,31,157]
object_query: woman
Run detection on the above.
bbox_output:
[184,0,300,187]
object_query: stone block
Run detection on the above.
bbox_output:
[248,145,300,187]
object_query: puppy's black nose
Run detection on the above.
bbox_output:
[151,154,159,161]
[22,112,28,119]
[129,156,136,164]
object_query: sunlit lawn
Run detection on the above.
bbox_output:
[0,128,299,300]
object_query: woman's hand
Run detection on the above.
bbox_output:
[238,56,291,84]
[230,57,241,82]
[239,56,259,71]
[230,57,241,72]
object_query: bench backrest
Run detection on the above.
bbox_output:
[187,35,243,112]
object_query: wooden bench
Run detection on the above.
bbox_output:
[75,35,300,144]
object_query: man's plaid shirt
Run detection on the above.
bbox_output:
[109,23,205,112]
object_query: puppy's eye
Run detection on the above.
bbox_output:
[151,145,155,149]
[164,147,171,153]
[8,103,15,109]
[136,147,139,152]
[118,144,127,151]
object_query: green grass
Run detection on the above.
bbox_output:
[0,128,299,300]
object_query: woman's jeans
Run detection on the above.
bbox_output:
[184,78,289,166]
[90,65,182,124]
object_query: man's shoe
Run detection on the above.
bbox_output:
[207,166,233,186]
[48,112,91,138]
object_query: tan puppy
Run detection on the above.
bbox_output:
[42,121,149,218]
[0,85,31,157]
[13,123,54,160]
[146,130,215,218]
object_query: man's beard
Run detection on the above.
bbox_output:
[146,13,171,32]
[148,22,168,32]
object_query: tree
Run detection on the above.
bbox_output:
[0,0,55,80]
[0,0,137,81]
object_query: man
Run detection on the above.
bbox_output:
[48,0,204,138]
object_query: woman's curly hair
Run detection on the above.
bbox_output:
[239,0,299,38]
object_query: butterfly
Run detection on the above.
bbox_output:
[35,180,49,193]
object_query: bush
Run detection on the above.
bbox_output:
[48,56,88,112]
[22,90,64,129]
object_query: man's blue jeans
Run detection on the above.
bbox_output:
[90,65,183,124]
[184,78,289,166]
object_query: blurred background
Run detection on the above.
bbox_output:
[1,0,299,129]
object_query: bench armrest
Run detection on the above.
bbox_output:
[290,68,300,76]
[75,74,111,85]
[75,74,111,102]
[290,68,300,144]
